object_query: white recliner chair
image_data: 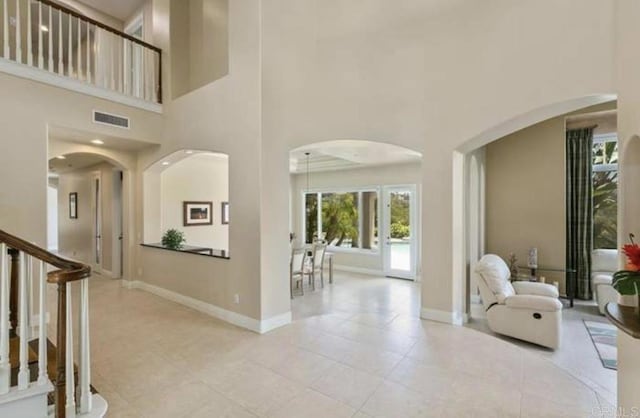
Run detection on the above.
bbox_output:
[591,249,619,315]
[475,254,563,349]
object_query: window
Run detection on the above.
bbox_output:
[303,190,378,251]
[592,134,618,249]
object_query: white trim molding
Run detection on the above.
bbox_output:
[121,280,291,333]
[420,308,465,326]
[0,58,162,113]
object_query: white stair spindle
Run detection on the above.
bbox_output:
[76,15,81,80]
[0,243,10,394]
[15,0,21,63]
[37,1,43,69]
[78,279,91,413]
[67,12,72,77]
[28,253,35,339]
[2,0,8,58]
[65,282,76,418]
[37,260,47,385]
[86,21,91,83]
[57,8,62,74]
[48,5,53,71]
[26,0,31,66]
[17,252,30,389]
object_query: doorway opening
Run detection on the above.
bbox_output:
[48,152,125,278]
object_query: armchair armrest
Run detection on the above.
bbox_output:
[504,294,563,312]
[512,281,559,298]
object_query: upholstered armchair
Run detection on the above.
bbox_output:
[591,249,619,315]
[475,254,563,349]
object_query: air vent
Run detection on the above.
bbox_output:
[93,110,130,129]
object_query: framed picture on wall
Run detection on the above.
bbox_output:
[69,192,78,219]
[221,202,229,225]
[183,201,213,226]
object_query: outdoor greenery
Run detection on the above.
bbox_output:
[390,192,410,239]
[322,193,359,247]
[593,139,618,249]
[161,228,185,249]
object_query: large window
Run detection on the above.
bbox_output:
[592,134,618,249]
[304,190,378,251]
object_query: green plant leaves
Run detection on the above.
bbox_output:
[612,270,640,295]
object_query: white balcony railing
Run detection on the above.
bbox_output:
[0,0,162,104]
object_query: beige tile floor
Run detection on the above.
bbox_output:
[468,298,617,408]
[78,272,614,417]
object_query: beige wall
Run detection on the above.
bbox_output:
[170,0,229,98]
[57,162,122,276]
[290,162,421,273]
[485,102,616,296]
[0,0,622,329]
[159,154,229,250]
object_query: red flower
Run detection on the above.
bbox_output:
[622,243,640,271]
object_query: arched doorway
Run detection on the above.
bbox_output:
[48,152,127,278]
[288,139,423,319]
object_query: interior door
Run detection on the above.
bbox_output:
[383,185,417,280]
[92,172,102,273]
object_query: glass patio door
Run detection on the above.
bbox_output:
[382,186,417,280]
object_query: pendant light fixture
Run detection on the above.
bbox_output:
[305,152,310,191]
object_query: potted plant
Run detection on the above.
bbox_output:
[161,228,185,250]
[612,233,640,317]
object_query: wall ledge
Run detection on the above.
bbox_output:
[0,58,163,114]
[121,280,291,333]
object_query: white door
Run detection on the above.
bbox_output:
[92,172,102,273]
[382,185,417,280]
[111,170,124,279]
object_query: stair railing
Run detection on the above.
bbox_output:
[0,0,162,104]
[0,229,92,418]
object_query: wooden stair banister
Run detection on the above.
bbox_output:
[0,229,92,418]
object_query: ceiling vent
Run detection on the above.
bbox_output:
[93,110,130,129]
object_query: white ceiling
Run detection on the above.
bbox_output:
[290,140,422,173]
[49,126,158,151]
[48,152,114,174]
[75,0,146,21]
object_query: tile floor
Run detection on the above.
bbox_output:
[468,298,617,407]
[76,272,615,417]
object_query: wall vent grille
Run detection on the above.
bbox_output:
[93,110,130,129]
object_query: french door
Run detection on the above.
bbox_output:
[382,185,417,280]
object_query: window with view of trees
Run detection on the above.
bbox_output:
[304,190,378,250]
[592,134,618,249]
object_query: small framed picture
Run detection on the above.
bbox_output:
[69,192,78,219]
[183,201,213,226]
[221,202,229,225]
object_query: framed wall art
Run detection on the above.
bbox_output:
[183,201,213,226]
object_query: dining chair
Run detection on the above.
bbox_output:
[290,247,307,298]
[306,243,327,290]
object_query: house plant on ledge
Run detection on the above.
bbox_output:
[161,228,186,250]
[612,233,640,318]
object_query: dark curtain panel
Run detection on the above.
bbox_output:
[566,127,594,300]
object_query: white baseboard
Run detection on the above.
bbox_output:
[123,280,291,334]
[333,264,383,276]
[420,308,465,326]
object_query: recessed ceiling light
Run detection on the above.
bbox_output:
[91,139,104,145]
[56,155,66,160]
[161,161,170,166]
[40,25,49,32]
[185,150,194,154]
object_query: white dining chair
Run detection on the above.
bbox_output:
[290,247,307,298]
